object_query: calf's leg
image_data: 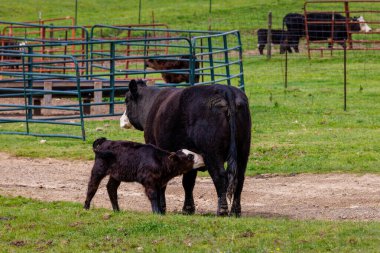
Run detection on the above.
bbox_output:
[145,187,162,214]
[84,169,107,209]
[106,177,121,211]
[158,185,167,214]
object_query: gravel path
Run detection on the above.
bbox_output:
[1,152,380,220]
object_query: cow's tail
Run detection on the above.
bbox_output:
[93,137,114,160]
[225,88,238,203]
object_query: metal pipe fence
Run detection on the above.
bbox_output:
[0,21,244,140]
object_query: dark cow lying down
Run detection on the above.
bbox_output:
[257,28,292,55]
[84,137,204,214]
[121,80,251,216]
[145,55,200,84]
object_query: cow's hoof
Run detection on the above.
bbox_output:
[230,204,241,217]
[217,207,229,216]
[182,205,195,215]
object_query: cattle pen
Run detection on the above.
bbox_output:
[303,0,380,57]
[0,21,244,140]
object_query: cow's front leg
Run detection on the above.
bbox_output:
[182,169,198,215]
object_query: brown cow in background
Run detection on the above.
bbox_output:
[145,55,200,84]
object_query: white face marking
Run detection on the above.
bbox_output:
[358,16,372,33]
[180,149,205,169]
[119,110,133,129]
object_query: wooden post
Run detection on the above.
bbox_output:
[285,49,288,89]
[43,81,52,115]
[93,81,103,115]
[267,12,272,59]
[344,40,347,111]
[344,1,353,49]
[33,99,41,116]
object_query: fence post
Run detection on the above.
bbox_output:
[285,49,288,89]
[267,11,272,59]
[344,40,347,111]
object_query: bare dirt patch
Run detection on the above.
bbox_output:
[1,152,380,220]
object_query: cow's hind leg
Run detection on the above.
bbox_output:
[182,170,198,215]
[106,177,121,211]
[230,158,247,217]
[84,168,107,210]
[207,159,228,216]
[230,115,251,217]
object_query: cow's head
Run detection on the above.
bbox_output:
[353,16,372,33]
[120,79,148,131]
[358,16,372,32]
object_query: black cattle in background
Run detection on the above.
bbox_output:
[121,80,251,217]
[282,13,305,53]
[283,13,371,51]
[257,28,292,55]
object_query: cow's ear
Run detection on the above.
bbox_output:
[168,152,178,161]
[129,79,138,99]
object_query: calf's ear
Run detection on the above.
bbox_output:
[168,152,178,161]
[129,79,138,99]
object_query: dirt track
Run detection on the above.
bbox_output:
[1,152,380,220]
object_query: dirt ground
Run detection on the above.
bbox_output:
[1,151,380,221]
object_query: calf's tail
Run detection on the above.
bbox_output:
[93,137,114,160]
[225,88,238,202]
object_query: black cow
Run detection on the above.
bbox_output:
[121,80,251,216]
[84,137,200,214]
[282,13,305,53]
[145,55,200,84]
[283,13,371,51]
[257,28,292,55]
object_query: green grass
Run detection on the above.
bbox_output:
[1,195,380,252]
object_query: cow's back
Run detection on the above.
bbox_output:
[144,84,250,159]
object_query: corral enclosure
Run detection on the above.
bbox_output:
[0,0,380,175]
[0,20,244,139]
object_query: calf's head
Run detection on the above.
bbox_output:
[168,150,196,174]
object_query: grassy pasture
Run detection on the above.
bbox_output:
[1,196,380,252]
